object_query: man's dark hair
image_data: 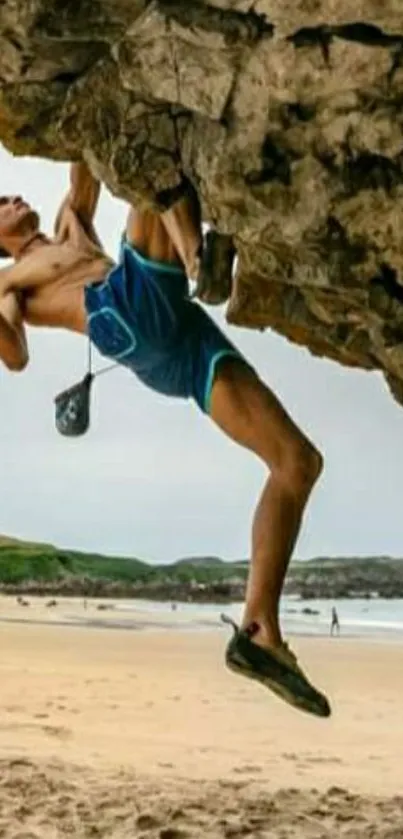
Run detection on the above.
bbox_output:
[0,246,10,258]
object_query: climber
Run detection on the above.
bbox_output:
[0,164,330,719]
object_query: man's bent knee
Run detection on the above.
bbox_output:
[279,439,323,495]
[209,358,324,494]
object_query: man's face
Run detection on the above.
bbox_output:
[0,195,40,256]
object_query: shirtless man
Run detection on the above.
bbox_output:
[0,162,330,718]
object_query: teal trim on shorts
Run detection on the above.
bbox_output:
[203,350,241,414]
[87,306,137,360]
[121,238,185,275]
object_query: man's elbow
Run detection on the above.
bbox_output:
[0,311,29,372]
[5,352,28,372]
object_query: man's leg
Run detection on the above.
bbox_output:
[129,186,235,301]
[209,359,322,650]
[125,206,185,267]
[160,188,235,304]
[160,194,203,278]
[126,189,202,274]
[208,359,330,716]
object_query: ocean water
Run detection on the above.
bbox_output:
[115,596,403,641]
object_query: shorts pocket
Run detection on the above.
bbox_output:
[88,307,137,360]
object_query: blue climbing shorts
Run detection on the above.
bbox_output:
[84,239,246,413]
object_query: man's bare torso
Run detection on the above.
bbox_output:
[22,245,111,332]
[13,210,114,334]
[6,206,181,335]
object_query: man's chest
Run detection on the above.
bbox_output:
[22,255,110,331]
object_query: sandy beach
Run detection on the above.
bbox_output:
[0,596,402,838]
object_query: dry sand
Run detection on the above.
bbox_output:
[0,595,402,838]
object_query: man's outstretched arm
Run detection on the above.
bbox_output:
[55,162,102,247]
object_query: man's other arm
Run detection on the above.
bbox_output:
[0,288,28,371]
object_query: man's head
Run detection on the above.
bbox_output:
[0,195,41,260]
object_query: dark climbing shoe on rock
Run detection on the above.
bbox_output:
[192,230,236,305]
[222,615,331,719]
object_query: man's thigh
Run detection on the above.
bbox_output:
[209,358,312,465]
[125,207,181,266]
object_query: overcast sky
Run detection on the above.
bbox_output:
[1,146,402,564]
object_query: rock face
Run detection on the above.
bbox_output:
[1,1,403,401]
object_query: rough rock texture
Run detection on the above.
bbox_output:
[2,1,403,401]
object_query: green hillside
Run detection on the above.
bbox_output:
[0,535,239,588]
[0,534,403,599]
[0,537,150,585]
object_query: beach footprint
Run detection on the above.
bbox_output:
[43,725,71,740]
[232,765,263,776]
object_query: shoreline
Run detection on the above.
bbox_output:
[1,610,403,646]
[1,593,402,642]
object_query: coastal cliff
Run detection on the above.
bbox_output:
[1,2,403,402]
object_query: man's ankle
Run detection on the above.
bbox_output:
[241,614,283,649]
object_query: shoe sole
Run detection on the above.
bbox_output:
[226,649,331,719]
[195,231,235,305]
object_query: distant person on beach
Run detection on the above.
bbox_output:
[0,165,330,718]
[331,607,340,637]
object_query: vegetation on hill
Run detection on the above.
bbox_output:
[0,536,402,600]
